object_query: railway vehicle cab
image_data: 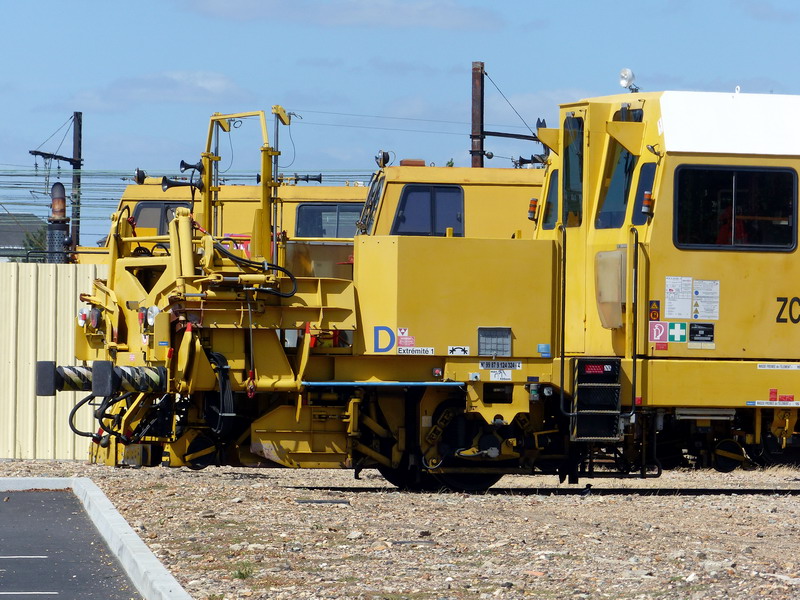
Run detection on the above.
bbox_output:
[534,89,800,475]
[357,156,543,239]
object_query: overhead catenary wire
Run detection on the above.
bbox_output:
[0,168,375,243]
[294,120,467,137]
[483,70,537,138]
[33,114,75,153]
[292,108,532,131]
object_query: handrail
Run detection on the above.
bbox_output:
[621,226,640,419]
[21,249,110,262]
[557,224,578,417]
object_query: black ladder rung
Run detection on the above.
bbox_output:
[577,383,621,389]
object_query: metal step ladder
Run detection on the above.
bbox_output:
[570,358,623,442]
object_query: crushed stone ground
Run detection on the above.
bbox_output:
[2,460,799,599]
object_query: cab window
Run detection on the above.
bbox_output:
[133,202,190,235]
[675,166,796,250]
[542,170,559,230]
[296,203,364,238]
[595,140,636,229]
[631,163,656,226]
[390,185,464,236]
[562,116,584,227]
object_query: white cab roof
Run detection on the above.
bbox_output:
[660,91,800,156]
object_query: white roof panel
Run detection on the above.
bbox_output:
[660,91,800,156]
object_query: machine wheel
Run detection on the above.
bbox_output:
[432,472,503,493]
[377,462,441,491]
[184,431,220,470]
[713,439,745,473]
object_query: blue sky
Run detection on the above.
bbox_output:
[2,0,800,240]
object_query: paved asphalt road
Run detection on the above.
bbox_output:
[0,490,142,599]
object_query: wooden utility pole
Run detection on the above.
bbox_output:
[71,112,82,249]
[470,62,541,168]
[29,111,83,250]
[471,61,485,168]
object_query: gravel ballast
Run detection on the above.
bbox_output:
[2,460,799,600]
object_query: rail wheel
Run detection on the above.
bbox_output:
[713,439,746,473]
[183,431,220,470]
[431,471,503,493]
[377,462,441,491]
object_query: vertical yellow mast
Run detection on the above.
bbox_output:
[199,110,291,263]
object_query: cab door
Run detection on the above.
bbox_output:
[561,114,588,354]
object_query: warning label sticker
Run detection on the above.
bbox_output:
[479,361,522,370]
[448,345,470,355]
[665,276,692,319]
[758,364,800,370]
[398,336,415,347]
[490,369,512,381]
[649,300,661,321]
[692,280,720,320]
[649,321,668,342]
[397,347,434,355]
[746,400,800,407]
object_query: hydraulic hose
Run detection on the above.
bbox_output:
[94,392,137,444]
[69,394,100,441]
[213,242,298,297]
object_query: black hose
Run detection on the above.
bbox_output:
[125,394,173,444]
[94,392,135,421]
[206,352,237,439]
[115,205,131,237]
[95,392,137,443]
[69,394,100,441]
[213,242,298,297]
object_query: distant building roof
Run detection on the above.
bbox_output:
[0,213,47,250]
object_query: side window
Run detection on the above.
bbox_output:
[595,140,636,229]
[391,185,464,236]
[336,204,363,237]
[675,167,796,250]
[542,170,559,230]
[133,205,162,230]
[631,163,657,226]
[296,203,365,238]
[562,116,584,227]
[164,203,188,229]
[133,202,190,234]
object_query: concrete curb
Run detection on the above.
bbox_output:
[0,477,192,600]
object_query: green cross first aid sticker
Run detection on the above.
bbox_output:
[668,322,687,342]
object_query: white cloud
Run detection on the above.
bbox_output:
[51,71,252,113]
[731,0,799,22]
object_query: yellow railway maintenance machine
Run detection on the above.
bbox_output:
[37,107,551,492]
[39,89,799,491]
[533,87,800,478]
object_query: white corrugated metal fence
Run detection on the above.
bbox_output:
[0,263,106,459]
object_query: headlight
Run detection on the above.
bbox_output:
[146,306,161,327]
[89,307,102,329]
[77,307,90,327]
